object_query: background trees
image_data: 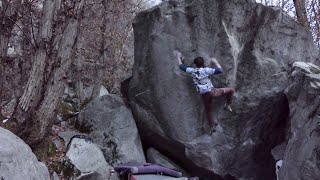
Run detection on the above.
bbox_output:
[2,0,86,145]
[0,0,149,146]
[256,0,320,47]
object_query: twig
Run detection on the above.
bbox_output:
[3,13,37,48]
[135,90,150,97]
[28,1,38,48]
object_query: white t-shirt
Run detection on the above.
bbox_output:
[186,67,216,94]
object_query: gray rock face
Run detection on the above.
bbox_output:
[65,138,119,180]
[77,94,145,165]
[184,134,235,176]
[129,0,319,179]
[0,127,50,180]
[279,62,320,180]
[271,142,287,161]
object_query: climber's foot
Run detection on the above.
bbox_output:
[224,103,233,112]
[209,126,216,135]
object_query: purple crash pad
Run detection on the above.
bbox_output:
[114,163,183,178]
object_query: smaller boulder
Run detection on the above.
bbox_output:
[64,137,119,180]
[77,94,146,165]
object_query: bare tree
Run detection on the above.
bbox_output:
[308,0,320,47]
[1,0,149,146]
[256,0,319,47]
[5,0,85,145]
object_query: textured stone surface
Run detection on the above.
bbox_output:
[65,138,119,180]
[0,127,50,180]
[271,142,287,161]
[129,0,319,179]
[77,94,145,165]
[279,62,320,180]
[184,134,235,176]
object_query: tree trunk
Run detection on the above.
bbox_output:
[31,0,85,144]
[293,0,311,30]
[6,0,85,146]
[310,0,320,47]
[6,0,59,138]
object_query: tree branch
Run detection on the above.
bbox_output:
[27,1,38,48]
[3,13,37,48]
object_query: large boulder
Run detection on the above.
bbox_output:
[278,62,320,179]
[77,94,145,165]
[129,0,319,179]
[0,127,50,179]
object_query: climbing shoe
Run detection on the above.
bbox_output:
[224,103,233,112]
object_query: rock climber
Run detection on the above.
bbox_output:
[176,52,235,134]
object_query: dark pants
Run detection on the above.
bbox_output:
[201,88,235,127]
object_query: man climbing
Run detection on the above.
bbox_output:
[176,52,235,134]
